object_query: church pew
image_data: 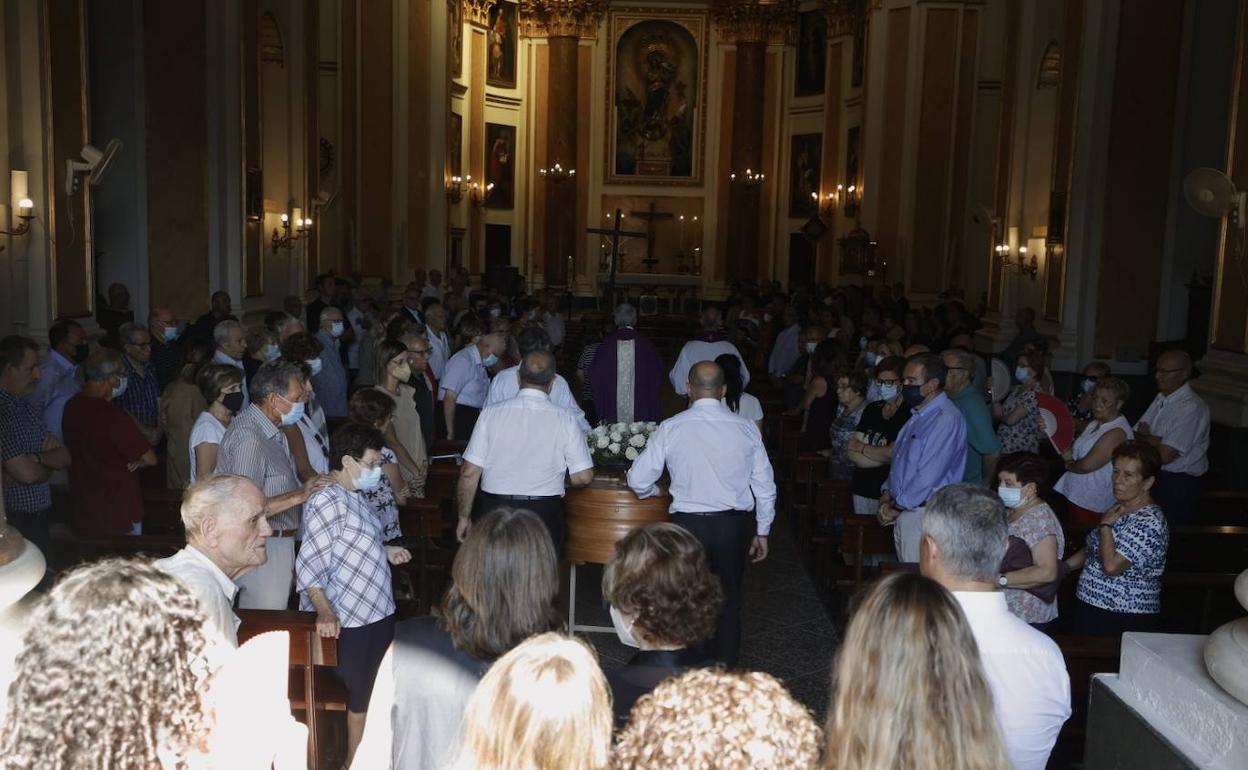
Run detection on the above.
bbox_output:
[1166,525,1248,573]
[69,533,185,562]
[424,463,460,505]
[237,609,343,770]
[141,487,186,535]
[398,500,458,614]
[806,478,851,588]
[838,516,897,593]
[1051,634,1122,763]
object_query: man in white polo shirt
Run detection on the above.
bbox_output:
[457,351,594,556]
[439,324,508,441]
[155,474,272,650]
[1134,349,1210,525]
[920,483,1071,770]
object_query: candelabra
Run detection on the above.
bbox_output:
[538,163,576,183]
[445,175,467,204]
[729,168,765,187]
[996,243,1038,280]
[469,179,495,207]
[271,209,313,253]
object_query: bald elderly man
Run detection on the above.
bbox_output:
[1134,350,1210,524]
[155,474,272,649]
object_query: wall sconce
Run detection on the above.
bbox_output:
[446,175,467,204]
[730,168,765,187]
[812,191,838,218]
[1,197,35,237]
[469,179,495,207]
[996,243,1038,280]
[539,163,576,183]
[842,184,861,219]
[271,208,312,253]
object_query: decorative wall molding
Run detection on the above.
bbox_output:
[519,0,608,38]
[464,0,494,29]
[710,0,799,46]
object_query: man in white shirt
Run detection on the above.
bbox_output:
[486,326,589,432]
[27,319,86,439]
[541,293,566,349]
[1134,350,1210,525]
[424,302,452,381]
[213,320,250,407]
[155,474,272,650]
[457,351,594,555]
[766,305,802,379]
[669,307,750,396]
[420,269,445,301]
[919,483,1071,770]
[628,361,776,667]
[440,328,507,441]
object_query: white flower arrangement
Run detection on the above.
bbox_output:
[588,419,659,467]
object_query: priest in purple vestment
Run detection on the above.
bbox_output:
[589,304,664,423]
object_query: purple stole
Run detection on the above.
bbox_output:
[590,328,663,422]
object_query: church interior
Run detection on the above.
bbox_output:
[2,0,1248,768]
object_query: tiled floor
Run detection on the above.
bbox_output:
[575,514,840,720]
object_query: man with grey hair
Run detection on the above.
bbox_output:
[114,322,161,444]
[588,303,664,422]
[215,360,333,609]
[628,361,776,667]
[313,306,349,417]
[668,306,750,397]
[155,474,271,649]
[919,483,1070,770]
[274,313,305,342]
[458,351,594,554]
[62,350,158,537]
[942,347,1000,485]
[213,319,250,407]
[485,326,590,431]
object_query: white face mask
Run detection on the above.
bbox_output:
[262,343,280,362]
[609,605,640,648]
[998,485,1023,509]
[481,353,499,368]
[354,464,383,491]
[804,341,817,354]
[111,376,129,400]
[329,321,345,338]
[306,358,323,376]
[1081,378,1096,395]
[1015,366,1031,383]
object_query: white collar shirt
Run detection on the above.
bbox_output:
[767,323,801,377]
[669,340,750,396]
[627,398,777,535]
[213,350,250,407]
[462,389,593,497]
[27,349,81,440]
[346,307,368,369]
[438,345,489,408]
[156,545,240,648]
[427,329,451,380]
[953,591,1071,770]
[543,312,566,347]
[1135,382,1210,475]
[484,365,590,432]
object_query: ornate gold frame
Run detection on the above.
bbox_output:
[604,8,709,187]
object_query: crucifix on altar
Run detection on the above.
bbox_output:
[630,200,675,273]
[587,208,646,309]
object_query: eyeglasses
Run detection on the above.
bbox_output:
[407,348,431,356]
[876,378,900,386]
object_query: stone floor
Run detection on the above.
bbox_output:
[575,513,840,720]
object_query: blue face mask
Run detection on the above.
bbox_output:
[865,352,880,366]
[111,376,129,400]
[162,326,178,343]
[1015,366,1031,383]
[998,485,1023,509]
[306,358,323,376]
[879,383,900,402]
[354,464,383,491]
[278,397,305,426]
[902,384,925,408]
[262,344,280,362]
[481,353,498,368]
[330,321,345,338]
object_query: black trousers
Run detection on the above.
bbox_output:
[1071,599,1160,638]
[476,491,566,558]
[1151,471,1204,526]
[8,507,52,563]
[454,403,481,441]
[671,511,753,668]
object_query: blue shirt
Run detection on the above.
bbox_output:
[114,356,160,427]
[951,385,1001,484]
[1076,503,1168,614]
[883,392,968,510]
[0,389,53,513]
[26,350,80,440]
[312,331,349,418]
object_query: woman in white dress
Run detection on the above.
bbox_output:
[188,364,244,483]
[1055,376,1133,526]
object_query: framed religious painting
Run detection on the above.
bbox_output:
[795,10,827,97]
[449,0,463,80]
[606,9,708,185]
[486,1,518,89]
[789,133,822,218]
[484,122,515,209]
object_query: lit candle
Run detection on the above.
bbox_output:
[280,213,289,224]
[17,197,33,216]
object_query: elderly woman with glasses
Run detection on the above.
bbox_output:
[1055,376,1133,526]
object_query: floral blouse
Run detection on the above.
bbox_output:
[1004,502,1065,625]
[358,446,402,542]
[828,400,867,481]
[997,385,1041,454]
[1075,503,1169,615]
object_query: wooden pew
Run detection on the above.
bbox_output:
[838,515,897,593]
[238,609,343,770]
[398,499,457,614]
[141,487,186,535]
[1051,635,1121,765]
[70,533,185,562]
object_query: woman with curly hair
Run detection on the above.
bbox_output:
[614,668,822,770]
[449,633,612,770]
[602,522,722,724]
[0,558,213,770]
[824,572,1011,770]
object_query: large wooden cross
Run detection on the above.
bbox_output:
[587,208,646,309]
[630,200,675,273]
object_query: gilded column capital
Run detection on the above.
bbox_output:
[823,0,870,37]
[711,0,799,46]
[464,0,494,29]
[519,0,607,38]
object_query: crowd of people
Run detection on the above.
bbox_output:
[0,271,1217,769]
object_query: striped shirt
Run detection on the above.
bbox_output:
[296,484,395,628]
[214,404,302,531]
[115,356,160,427]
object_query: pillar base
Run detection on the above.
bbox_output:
[1195,349,1248,428]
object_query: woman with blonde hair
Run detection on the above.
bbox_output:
[824,572,1010,770]
[450,633,612,770]
[615,668,822,770]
